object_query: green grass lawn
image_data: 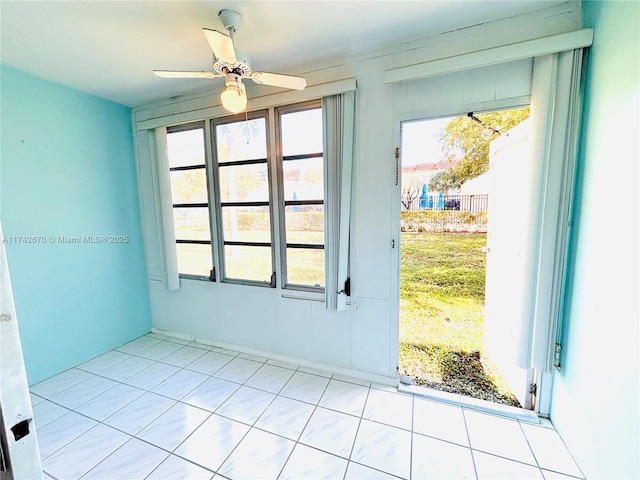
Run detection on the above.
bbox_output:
[173,217,325,285]
[400,232,520,406]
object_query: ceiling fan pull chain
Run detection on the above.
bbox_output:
[245,109,249,144]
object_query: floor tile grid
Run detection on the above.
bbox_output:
[177,356,379,478]
[34,381,178,473]
[205,374,405,480]
[248,375,437,480]
[40,413,215,480]
[32,340,232,477]
[342,385,410,480]
[515,417,554,476]
[516,418,586,480]
[463,404,481,480]
[35,342,328,478]
[280,377,362,476]
[41,382,463,480]
[38,374,556,478]
[36,386,213,478]
[33,335,584,480]
[198,370,332,480]
[168,371,286,476]
[463,413,528,480]
[158,356,325,477]
[34,405,170,479]
[346,388,584,480]
[460,407,586,480]
[37,351,401,479]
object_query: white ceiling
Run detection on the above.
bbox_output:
[0,1,562,107]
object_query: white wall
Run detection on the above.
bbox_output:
[132,3,581,381]
[460,172,491,196]
[550,1,640,478]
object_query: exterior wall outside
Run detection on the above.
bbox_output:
[0,65,152,385]
[550,1,640,478]
[133,4,581,382]
[460,172,491,196]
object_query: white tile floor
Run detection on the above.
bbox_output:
[31,333,585,480]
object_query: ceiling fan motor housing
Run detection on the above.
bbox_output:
[213,50,252,77]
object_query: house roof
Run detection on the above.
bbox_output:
[0,1,562,107]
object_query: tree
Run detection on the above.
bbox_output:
[172,169,208,204]
[401,172,423,209]
[438,107,530,187]
[428,170,460,195]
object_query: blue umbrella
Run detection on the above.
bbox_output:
[419,184,428,209]
[437,191,444,210]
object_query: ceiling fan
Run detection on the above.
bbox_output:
[154,9,307,113]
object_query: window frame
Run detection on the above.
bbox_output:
[162,100,329,292]
[210,110,277,287]
[275,100,325,293]
[166,121,216,281]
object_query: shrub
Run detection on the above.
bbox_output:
[223,211,324,231]
[401,210,487,233]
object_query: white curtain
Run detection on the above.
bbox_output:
[322,92,356,310]
[154,127,180,290]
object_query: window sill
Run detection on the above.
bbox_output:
[281,292,325,303]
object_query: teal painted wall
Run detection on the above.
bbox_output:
[0,65,151,385]
[551,1,639,478]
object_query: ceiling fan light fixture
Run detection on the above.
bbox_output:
[220,73,247,113]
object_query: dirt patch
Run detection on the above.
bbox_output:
[400,342,521,407]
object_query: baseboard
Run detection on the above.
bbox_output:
[150,327,398,387]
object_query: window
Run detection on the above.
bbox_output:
[212,113,275,285]
[161,98,342,295]
[166,123,214,279]
[277,103,325,289]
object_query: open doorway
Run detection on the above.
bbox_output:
[398,106,535,409]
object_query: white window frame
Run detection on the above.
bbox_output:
[276,100,326,292]
[165,121,216,282]
[157,99,348,294]
[210,110,277,287]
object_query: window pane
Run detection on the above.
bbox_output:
[221,206,271,243]
[279,106,324,289]
[284,206,324,245]
[283,157,324,201]
[173,207,211,241]
[224,245,272,282]
[170,168,208,204]
[216,118,267,163]
[219,163,269,202]
[176,243,212,277]
[286,248,325,287]
[167,128,206,168]
[281,109,323,157]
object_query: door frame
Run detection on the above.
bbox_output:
[389,44,586,418]
[391,98,563,414]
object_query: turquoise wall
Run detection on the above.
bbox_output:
[0,65,151,385]
[551,1,639,478]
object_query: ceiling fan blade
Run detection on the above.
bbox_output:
[202,28,237,64]
[153,70,220,79]
[251,72,307,90]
